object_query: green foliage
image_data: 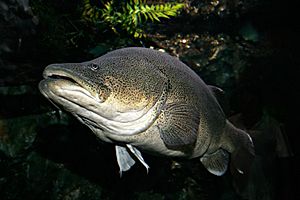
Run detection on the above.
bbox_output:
[31,0,92,61]
[82,0,184,38]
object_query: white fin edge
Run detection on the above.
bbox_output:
[115,145,136,177]
[126,144,150,173]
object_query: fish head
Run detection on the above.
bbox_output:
[39,54,168,138]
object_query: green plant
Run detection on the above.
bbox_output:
[83,0,184,38]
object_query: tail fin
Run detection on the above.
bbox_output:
[222,120,255,193]
[223,120,255,175]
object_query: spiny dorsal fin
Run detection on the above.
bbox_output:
[208,85,227,110]
[158,103,200,149]
[208,85,224,96]
[208,85,225,102]
[200,149,229,176]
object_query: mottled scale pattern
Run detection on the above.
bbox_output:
[97,47,225,155]
[101,48,226,142]
[89,55,168,112]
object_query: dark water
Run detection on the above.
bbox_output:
[0,0,299,199]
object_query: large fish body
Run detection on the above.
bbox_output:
[39,47,254,176]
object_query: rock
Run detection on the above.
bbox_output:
[0,0,39,86]
[0,152,103,200]
[0,111,70,158]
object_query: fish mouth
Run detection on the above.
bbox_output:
[39,64,108,130]
[39,64,100,103]
[38,64,106,126]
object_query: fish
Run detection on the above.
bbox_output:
[39,47,254,176]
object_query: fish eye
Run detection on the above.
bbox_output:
[88,63,99,71]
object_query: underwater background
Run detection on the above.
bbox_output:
[0,0,299,199]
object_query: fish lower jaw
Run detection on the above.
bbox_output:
[83,103,162,137]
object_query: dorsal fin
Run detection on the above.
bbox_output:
[208,85,224,97]
[208,85,227,110]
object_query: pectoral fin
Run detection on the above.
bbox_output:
[158,103,200,149]
[115,145,136,176]
[200,149,229,176]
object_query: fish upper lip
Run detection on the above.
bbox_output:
[42,64,103,103]
[43,64,76,81]
[42,64,89,91]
